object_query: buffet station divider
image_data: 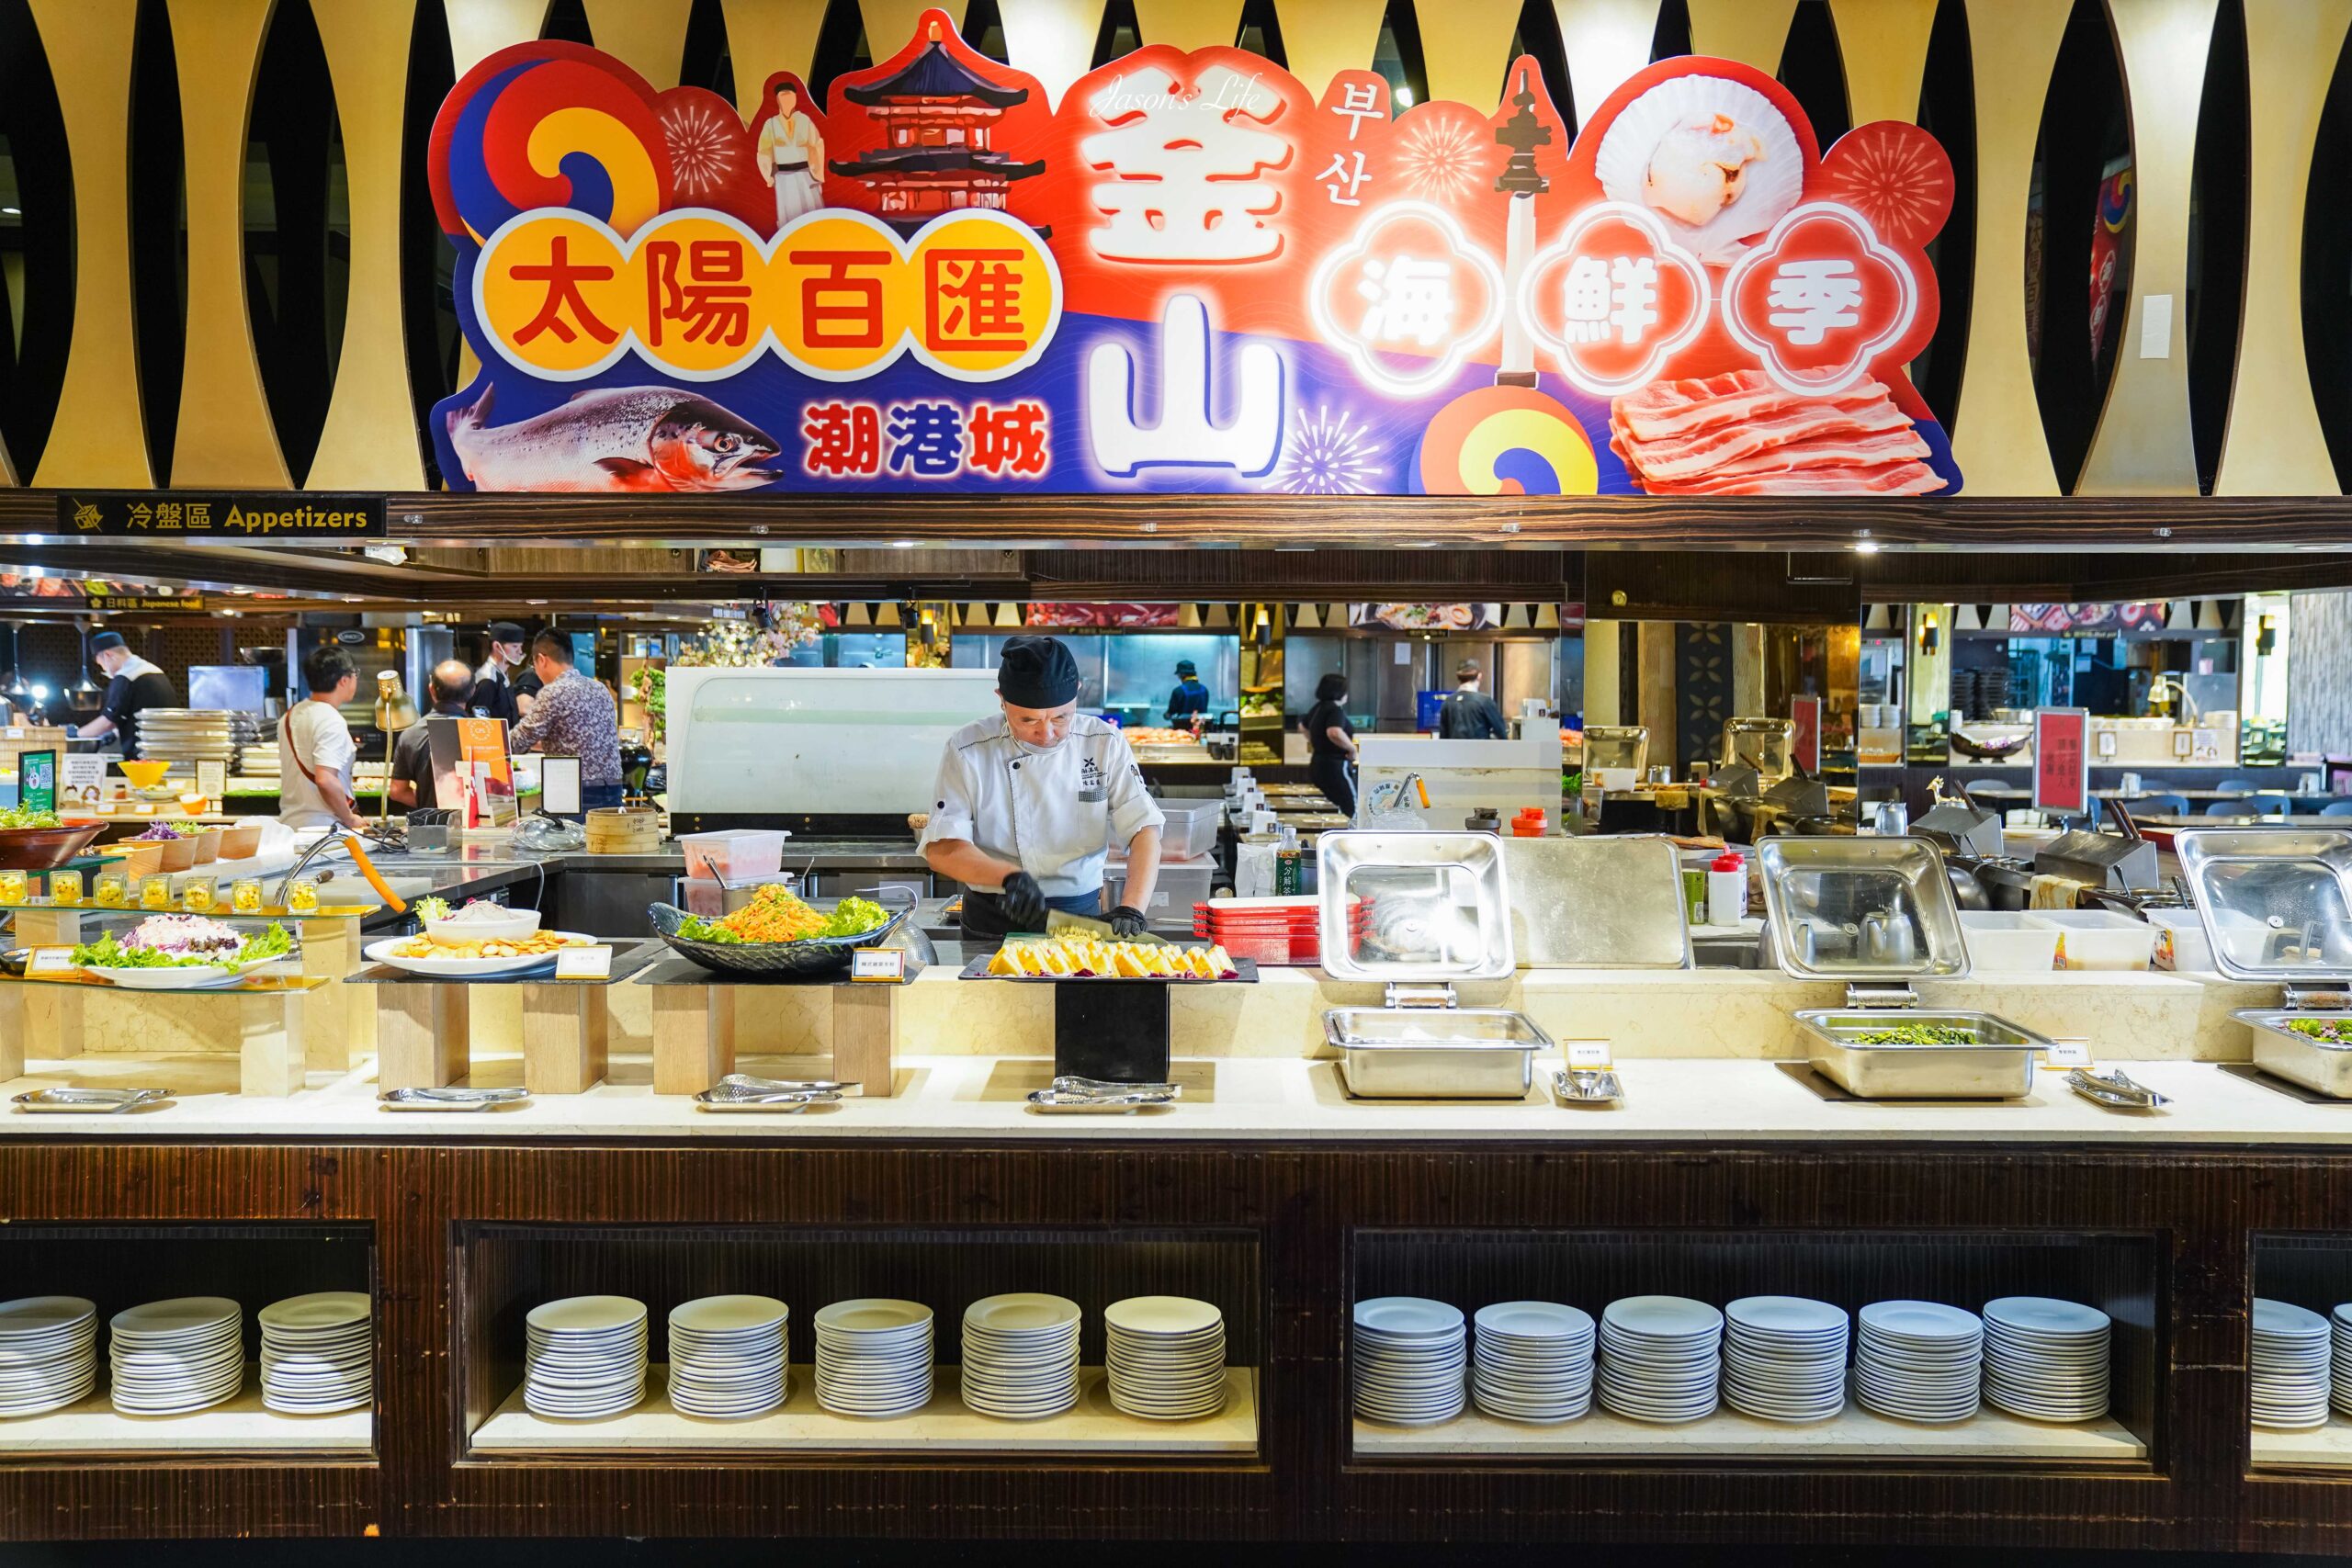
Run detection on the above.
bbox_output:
[16,1133,2352,1551]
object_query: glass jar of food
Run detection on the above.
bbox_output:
[140,874,175,909]
[288,877,320,915]
[180,875,216,914]
[232,877,264,914]
[94,872,129,908]
[48,870,84,906]
[0,870,26,907]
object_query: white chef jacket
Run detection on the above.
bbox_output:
[920,714,1166,898]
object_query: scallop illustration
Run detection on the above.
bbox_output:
[1594,73,1805,265]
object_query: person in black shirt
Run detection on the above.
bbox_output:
[1164,660,1210,728]
[471,622,526,725]
[1305,672,1358,818]
[74,631,179,761]
[1437,660,1509,740]
[389,660,473,810]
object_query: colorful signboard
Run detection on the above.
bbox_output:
[53,493,388,540]
[2010,603,2169,635]
[429,17,1961,499]
[2032,707,2091,817]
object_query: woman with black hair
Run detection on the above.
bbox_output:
[1305,672,1358,818]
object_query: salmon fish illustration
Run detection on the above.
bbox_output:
[445,385,781,492]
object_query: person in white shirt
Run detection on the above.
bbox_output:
[921,637,1166,945]
[278,644,366,833]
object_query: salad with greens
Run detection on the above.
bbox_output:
[0,807,62,830]
[675,889,890,945]
[74,919,293,970]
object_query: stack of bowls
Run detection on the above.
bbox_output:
[2252,1299,2332,1430]
[1981,1296,2110,1422]
[110,1297,244,1415]
[1351,1297,1466,1426]
[1471,1301,1594,1423]
[814,1299,934,1418]
[1104,1295,1227,1420]
[1598,1296,1722,1424]
[960,1293,1081,1419]
[524,1296,648,1420]
[0,1297,97,1416]
[667,1295,787,1419]
[259,1292,371,1414]
[2333,1303,2352,1416]
[1722,1296,1848,1423]
[1854,1300,1982,1424]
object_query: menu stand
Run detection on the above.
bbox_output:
[355,941,663,1094]
[634,957,912,1097]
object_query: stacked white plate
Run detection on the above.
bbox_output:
[815,1299,934,1418]
[110,1297,244,1415]
[1981,1296,2110,1422]
[0,1297,98,1416]
[1105,1295,1227,1420]
[2252,1298,2332,1430]
[1471,1301,1593,1423]
[259,1292,371,1414]
[2333,1303,2352,1416]
[667,1294,786,1420]
[1352,1297,1465,1426]
[1722,1296,1848,1423]
[1599,1295,1722,1424]
[1854,1300,1982,1424]
[961,1292,1080,1419]
[525,1296,648,1420]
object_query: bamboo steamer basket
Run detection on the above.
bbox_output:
[585,805,662,854]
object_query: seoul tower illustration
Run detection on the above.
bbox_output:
[1493,64,1551,388]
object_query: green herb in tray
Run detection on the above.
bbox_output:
[2285,1018,2352,1046]
[1847,1021,1980,1045]
[0,807,62,830]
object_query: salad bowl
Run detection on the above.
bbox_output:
[0,816,107,873]
[650,889,911,977]
[74,917,295,991]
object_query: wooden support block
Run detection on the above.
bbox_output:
[652,987,733,1095]
[377,986,469,1090]
[13,908,90,948]
[470,985,524,1055]
[831,986,896,1098]
[238,991,305,1098]
[14,913,88,1058]
[299,914,361,1073]
[520,984,608,1096]
[0,987,25,1081]
[0,980,85,1073]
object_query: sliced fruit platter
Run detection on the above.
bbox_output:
[650,885,912,977]
[73,916,294,990]
[980,933,1242,981]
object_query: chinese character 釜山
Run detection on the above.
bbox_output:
[1561,255,1658,347]
[927,249,1027,353]
[511,234,619,346]
[887,402,966,478]
[1332,81,1383,141]
[1318,151,1369,208]
[126,502,153,529]
[967,401,1049,478]
[1766,259,1863,345]
[646,239,752,348]
[153,502,184,530]
[790,249,890,350]
[1083,63,1288,264]
[802,401,882,478]
[1357,254,1454,348]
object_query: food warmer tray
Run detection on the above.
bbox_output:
[1324,1008,1550,1099]
[1790,1010,2043,1099]
[2177,827,2352,1097]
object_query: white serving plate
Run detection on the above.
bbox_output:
[364,933,595,978]
[422,907,542,944]
[82,961,258,991]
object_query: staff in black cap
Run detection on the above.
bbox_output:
[471,621,528,726]
[920,635,1168,946]
[1164,658,1210,729]
[74,630,179,761]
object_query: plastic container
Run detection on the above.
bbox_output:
[1707,851,1747,928]
[679,829,788,882]
[1157,801,1223,863]
[2024,908,2158,971]
[1958,910,2062,972]
[2144,907,2216,973]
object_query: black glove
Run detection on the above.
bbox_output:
[1108,904,1148,938]
[999,870,1048,931]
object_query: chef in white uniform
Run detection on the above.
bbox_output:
[921,637,1165,945]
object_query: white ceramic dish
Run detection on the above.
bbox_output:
[365,932,594,978]
[422,906,541,944]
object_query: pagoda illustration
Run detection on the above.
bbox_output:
[1492,64,1553,387]
[829,20,1046,232]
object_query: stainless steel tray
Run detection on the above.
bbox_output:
[1317,831,1513,982]
[1500,835,1690,969]
[1026,1087,1182,1113]
[377,1086,530,1111]
[1793,1009,2045,1099]
[1327,1007,1548,1100]
[11,1086,173,1114]
[1760,837,1971,982]
[2237,1009,2352,1099]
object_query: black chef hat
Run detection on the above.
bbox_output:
[1175,660,1197,678]
[89,631,127,655]
[488,621,526,645]
[999,636,1078,708]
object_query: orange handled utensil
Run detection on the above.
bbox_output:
[339,835,406,915]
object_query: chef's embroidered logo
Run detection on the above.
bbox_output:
[1078,757,1107,802]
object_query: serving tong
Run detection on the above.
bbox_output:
[378,1085,530,1111]
[1551,1067,1624,1105]
[694,1072,847,1111]
[1026,1074,1183,1112]
[2064,1066,2171,1111]
[11,1086,174,1114]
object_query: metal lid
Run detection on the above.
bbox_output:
[2176,828,2352,983]
[1316,830,1515,982]
[1499,836,1690,968]
[1758,836,1971,982]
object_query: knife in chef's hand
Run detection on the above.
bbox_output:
[1046,907,1171,945]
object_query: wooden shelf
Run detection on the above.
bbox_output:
[473,1364,1256,1456]
[0,1376,371,1457]
[2251,1411,2352,1470]
[1355,1401,2147,1462]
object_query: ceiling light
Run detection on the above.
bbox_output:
[891,539,916,548]
[1,208,19,217]
[1853,539,1881,555]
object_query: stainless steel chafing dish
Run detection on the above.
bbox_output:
[1761,837,2048,1099]
[1317,830,1551,1099]
[2177,828,2352,1097]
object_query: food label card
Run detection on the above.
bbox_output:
[852,949,907,983]
[28,948,74,976]
[1565,1040,1613,1070]
[553,945,612,980]
[2044,1037,2093,1068]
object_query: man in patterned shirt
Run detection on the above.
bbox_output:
[508,629,624,813]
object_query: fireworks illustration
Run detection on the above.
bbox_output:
[1396,114,1485,204]
[1271,405,1384,494]
[662,99,741,197]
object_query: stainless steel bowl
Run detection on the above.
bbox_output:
[1792,1009,2046,1099]
[2236,1009,2352,1099]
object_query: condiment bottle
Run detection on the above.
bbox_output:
[1707,851,1747,927]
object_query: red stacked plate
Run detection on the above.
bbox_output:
[1193,897,1322,966]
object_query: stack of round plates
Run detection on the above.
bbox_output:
[2333,1303,2352,1416]
[667,1295,786,1420]
[1981,1297,2109,1422]
[1105,1295,1227,1420]
[259,1292,371,1414]
[0,1297,97,1416]
[1722,1296,1848,1423]
[1854,1300,1982,1424]
[1599,1296,1722,1424]
[1352,1297,1465,1426]
[961,1293,1080,1420]
[110,1297,243,1415]
[525,1296,648,1420]
[815,1299,934,1418]
[1471,1301,1593,1424]
[136,709,238,763]
[2252,1299,2332,1430]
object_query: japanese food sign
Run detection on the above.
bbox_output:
[429,13,1962,498]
